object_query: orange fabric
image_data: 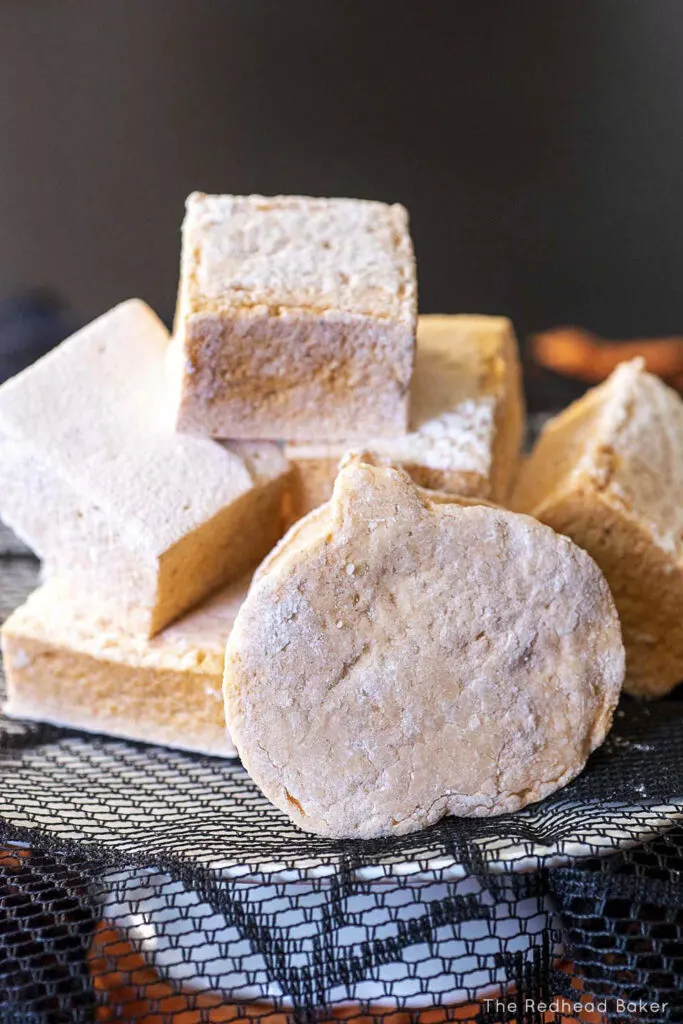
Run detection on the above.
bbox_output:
[531,327,683,387]
[87,923,603,1024]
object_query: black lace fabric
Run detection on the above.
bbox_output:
[1,532,683,1022]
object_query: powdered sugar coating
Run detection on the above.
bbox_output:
[513,358,683,697]
[182,193,415,323]
[224,460,624,839]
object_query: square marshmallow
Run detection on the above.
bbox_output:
[0,299,291,635]
[169,193,417,442]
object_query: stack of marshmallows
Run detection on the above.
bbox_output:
[1,194,681,839]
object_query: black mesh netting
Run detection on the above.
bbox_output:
[1,533,683,1022]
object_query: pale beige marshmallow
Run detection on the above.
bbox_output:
[0,299,292,636]
[512,358,683,698]
[1,575,252,757]
[170,193,417,442]
[224,458,624,839]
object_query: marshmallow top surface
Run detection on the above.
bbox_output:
[182,193,416,324]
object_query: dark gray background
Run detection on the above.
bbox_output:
[0,0,681,345]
